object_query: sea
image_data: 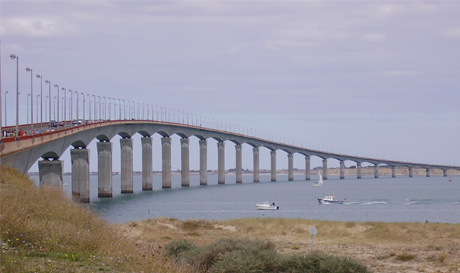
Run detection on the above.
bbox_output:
[30,174,460,224]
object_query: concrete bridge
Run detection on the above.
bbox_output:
[1,119,459,203]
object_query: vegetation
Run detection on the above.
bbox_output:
[0,165,187,272]
[165,238,370,273]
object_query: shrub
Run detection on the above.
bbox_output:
[165,239,196,258]
[396,253,416,261]
[279,254,370,273]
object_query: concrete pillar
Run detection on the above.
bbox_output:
[270,150,276,181]
[218,141,225,184]
[374,164,379,178]
[141,137,153,191]
[357,162,362,179]
[391,166,396,178]
[288,153,294,181]
[305,156,311,180]
[120,138,133,193]
[409,167,413,177]
[181,138,190,187]
[339,160,345,179]
[71,148,90,203]
[426,168,431,177]
[199,139,207,185]
[38,159,63,188]
[162,137,172,188]
[253,147,259,182]
[235,144,242,183]
[322,158,328,180]
[443,169,448,177]
[97,141,112,197]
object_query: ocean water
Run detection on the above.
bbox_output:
[30,174,460,224]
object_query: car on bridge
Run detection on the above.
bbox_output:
[50,120,57,127]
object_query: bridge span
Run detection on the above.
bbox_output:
[1,120,459,203]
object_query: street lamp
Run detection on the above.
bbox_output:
[25,67,34,134]
[54,84,59,123]
[98,96,101,121]
[10,54,19,139]
[61,87,66,127]
[75,91,78,120]
[68,89,73,122]
[87,94,91,121]
[27,94,30,124]
[36,74,43,132]
[81,92,85,122]
[45,80,51,123]
[36,94,40,127]
[92,95,96,121]
[4,91,8,126]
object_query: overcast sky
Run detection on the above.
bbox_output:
[1,0,459,172]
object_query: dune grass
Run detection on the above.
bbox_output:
[0,165,188,273]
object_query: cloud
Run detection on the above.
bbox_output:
[384,70,420,77]
[442,27,460,39]
[1,17,80,37]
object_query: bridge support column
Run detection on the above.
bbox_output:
[199,139,207,185]
[270,150,276,181]
[305,156,311,180]
[443,169,448,177]
[340,161,345,179]
[71,148,90,203]
[288,153,294,181]
[409,167,413,177]
[181,138,190,187]
[357,163,362,179]
[253,147,259,182]
[97,141,113,197]
[38,159,63,188]
[162,137,172,188]
[374,165,379,178]
[141,137,153,191]
[235,144,243,183]
[391,166,396,178]
[218,141,225,184]
[322,158,328,180]
[426,168,431,177]
[120,138,133,193]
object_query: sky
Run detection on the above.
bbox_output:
[1,0,459,172]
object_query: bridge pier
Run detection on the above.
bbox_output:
[340,161,345,179]
[409,167,413,177]
[426,168,431,177]
[199,139,207,185]
[270,150,276,181]
[142,136,153,190]
[305,156,310,180]
[391,166,396,178]
[253,147,259,182]
[288,153,294,181]
[218,141,225,184]
[357,162,362,179]
[374,165,379,178]
[71,148,90,203]
[322,158,328,180]
[181,138,190,187]
[443,169,448,177]
[162,137,172,188]
[120,138,133,193]
[38,158,63,188]
[235,144,242,183]
[97,141,113,197]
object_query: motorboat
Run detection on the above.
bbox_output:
[318,194,347,204]
[256,201,279,210]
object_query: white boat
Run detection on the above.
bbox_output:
[256,201,279,210]
[318,194,347,204]
[312,171,323,186]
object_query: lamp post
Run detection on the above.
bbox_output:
[36,74,43,132]
[53,96,56,120]
[61,87,66,127]
[4,91,8,126]
[98,96,101,122]
[27,94,30,124]
[75,91,79,120]
[54,84,59,123]
[45,80,51,123]
[81,92,85,122]
[92,95,96,121]
[68,89,73,122]
[25,67,34,134]
[87,94,91,121]
[10,54,19,139]
[36,94,40,127]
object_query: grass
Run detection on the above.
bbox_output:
[0,165,188,272]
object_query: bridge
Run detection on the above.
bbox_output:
[1,118,459,203]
